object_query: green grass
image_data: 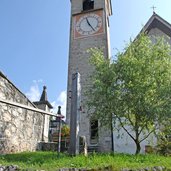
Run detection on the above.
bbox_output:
[0,152,171,170]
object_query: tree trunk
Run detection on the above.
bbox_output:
[135,141,141,155]
[135,116,141,155]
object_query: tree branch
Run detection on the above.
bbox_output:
[139,128,155,143]
[117,116,136,142]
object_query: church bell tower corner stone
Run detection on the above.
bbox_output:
[67,0,113,152]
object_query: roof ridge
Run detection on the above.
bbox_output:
[153,13,171,29]
[139,12,171,38]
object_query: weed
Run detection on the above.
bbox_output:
[0,152,171,170]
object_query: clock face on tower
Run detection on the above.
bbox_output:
[74,10,103,39]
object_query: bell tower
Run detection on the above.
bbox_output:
[67,0,112,152]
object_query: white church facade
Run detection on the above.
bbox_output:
[113,12,171,154]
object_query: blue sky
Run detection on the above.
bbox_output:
[0,0,171,116]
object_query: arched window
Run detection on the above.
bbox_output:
[83,0,94,11]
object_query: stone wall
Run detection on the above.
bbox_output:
[0,165,167,171]
[0,72,44,154]
[38,142,68,152]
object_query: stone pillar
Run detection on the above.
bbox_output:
[69,73,81,155]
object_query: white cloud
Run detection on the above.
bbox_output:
[25,80,67,119]
[25,80,42,101]
[33,79,43,83]
[51,90,67,119]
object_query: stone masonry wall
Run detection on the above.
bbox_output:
[66,0,112,152]
[0,72,44,154]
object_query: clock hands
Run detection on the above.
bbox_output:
[75,14,102,36]
[86,18,95,31]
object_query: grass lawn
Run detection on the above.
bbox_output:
[0,152,171,170]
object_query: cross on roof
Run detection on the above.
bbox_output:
[151,5,156,14]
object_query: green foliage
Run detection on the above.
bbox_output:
[86,48,116,126]
[156,118,171,156]
[61,125,70,137]
[0,152,171,170]
[86,33,171,154]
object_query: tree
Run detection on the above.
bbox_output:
[61,125,70,138]
[86,33,171,154]
[156,118,171,155]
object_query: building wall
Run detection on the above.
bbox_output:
[112,27,171,154]
[0,73,44,154]
[67,3,171,153]
[67,0,112,152]
[113,125,156,154]
[34,103,50,142]
[148,27,171,45]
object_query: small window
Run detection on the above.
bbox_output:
[90,120,98,144]
[83,0,94,11]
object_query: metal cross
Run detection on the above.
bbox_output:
[151,6,156,14]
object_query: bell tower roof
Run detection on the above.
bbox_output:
[33,86,53,109]
[40,86,48,101]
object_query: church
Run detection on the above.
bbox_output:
[66,0,171,153]
[1,0,171,154]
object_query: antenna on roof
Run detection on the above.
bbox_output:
[151,5,156,14]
